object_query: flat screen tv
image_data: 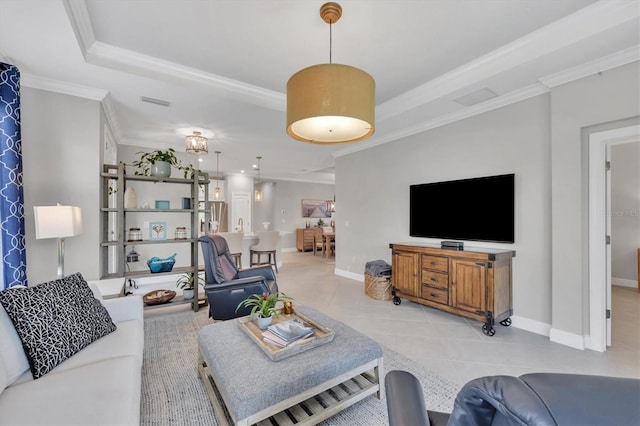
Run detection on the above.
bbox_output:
[410,173,514,243]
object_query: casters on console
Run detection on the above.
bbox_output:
[500,318,512,327]
[392,296,401,305]
[482,323,496,336]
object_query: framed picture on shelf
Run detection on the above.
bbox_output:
[149,221,167,240]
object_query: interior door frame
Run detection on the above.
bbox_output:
[588,124,640,352]
[231,192,252,233]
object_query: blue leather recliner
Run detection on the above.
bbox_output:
[385,370,640,426]
[199,235,278,320]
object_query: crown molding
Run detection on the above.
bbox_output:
[63,0,95,57]
[20,73,108,101]
[63,0,285,111]
[100,93,122,143]
[334,83,550,158]
[86,41,285,111]
[539,45,640,88]
[376,0,639,122]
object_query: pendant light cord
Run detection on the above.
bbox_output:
[329,20,333,64]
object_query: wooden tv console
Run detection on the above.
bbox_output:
[389,242,515,336]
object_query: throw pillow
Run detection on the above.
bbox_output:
[0,273,117,379]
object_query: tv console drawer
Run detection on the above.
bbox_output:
[421,269,448,289]
[421,255,448,273]
[422,285,448,305]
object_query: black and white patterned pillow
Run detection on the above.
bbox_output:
[0,272,117,379]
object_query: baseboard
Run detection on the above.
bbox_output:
[335,268,363,282]
[510,315,551,337]
[612,278,637,288]
[328,269,588,351]
[550,327,585,350]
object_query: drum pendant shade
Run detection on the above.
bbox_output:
[287,64,375,144]
[286,2,375,144]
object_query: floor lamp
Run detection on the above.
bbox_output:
[34,204,83,279]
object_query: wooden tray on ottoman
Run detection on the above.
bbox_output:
[238,311,335,361]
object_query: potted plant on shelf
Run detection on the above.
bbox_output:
[236,292,292,329]
[131,148,179,177]
[130,148,202,179]
[175,272,205,300]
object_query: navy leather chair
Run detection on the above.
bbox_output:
[199,235,278,320]
[385,370,640,426]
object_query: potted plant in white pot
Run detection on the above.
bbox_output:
[235,292,293,329]
[175,272,205,300]
[131,148,180,178]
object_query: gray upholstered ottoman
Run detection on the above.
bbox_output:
[198,305,384,425]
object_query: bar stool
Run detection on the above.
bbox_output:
[216,232,244,269]
[250,231,279,273]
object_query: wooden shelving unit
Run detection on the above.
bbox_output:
[100,163,209,311]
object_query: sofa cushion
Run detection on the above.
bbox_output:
[0,273,117,379]
[0,302,30,392]
[0,356,141,426]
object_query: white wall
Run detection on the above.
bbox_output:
[337,94,551,323]
[611,141,640,284]
[22,88,101,284]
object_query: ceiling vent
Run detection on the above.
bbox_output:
[453,88,498,107]
[140,96,171,107]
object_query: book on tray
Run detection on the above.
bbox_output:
[262,318,315,347]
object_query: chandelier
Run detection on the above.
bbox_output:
[286,2,375,144]
[185,131,208,154]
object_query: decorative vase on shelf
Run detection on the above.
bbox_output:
[257,314,273,330]
[124,187,137,209]
[151,161,171,178]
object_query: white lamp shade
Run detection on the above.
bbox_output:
[34,205,83,239]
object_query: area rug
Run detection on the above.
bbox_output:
[141,308,458,425]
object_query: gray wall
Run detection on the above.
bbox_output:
[611,141,640,283]
[270,180,334,249]
[336,95,551,323]
[336,61,639,338]
[22,88,102,284]
[550,62,640,337]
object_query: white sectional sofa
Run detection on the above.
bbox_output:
[0,274,144,426]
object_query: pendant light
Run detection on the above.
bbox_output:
[185,131,208,154]
[213,151,221,200]
[254,156,263,202]
[286,2,375,144]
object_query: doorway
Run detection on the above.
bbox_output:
[231,192,252,233]
[588,124,640,352]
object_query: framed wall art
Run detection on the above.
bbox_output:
[301,199,332,218]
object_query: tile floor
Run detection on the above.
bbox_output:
[273,250,640,390]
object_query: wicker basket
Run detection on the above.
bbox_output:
[364,273,392,300]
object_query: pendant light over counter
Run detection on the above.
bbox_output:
[254,156,263,202]
[286,2,375,144]
[214,150,221,200]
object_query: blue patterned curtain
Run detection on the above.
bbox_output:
[0,62,27,289]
